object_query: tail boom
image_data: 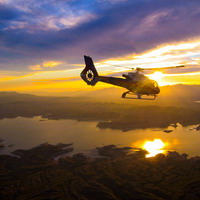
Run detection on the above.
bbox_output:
[98,76,131,90]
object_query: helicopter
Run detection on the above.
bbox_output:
[80,55,185,100]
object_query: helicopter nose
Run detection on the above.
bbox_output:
[155,87,160,94]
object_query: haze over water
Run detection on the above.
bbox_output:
[0,117,199,157]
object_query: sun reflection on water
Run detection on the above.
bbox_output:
[143,139,167,158]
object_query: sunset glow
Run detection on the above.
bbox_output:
[148,71,165,85]
[1,39,200,94]
[0,0,199,94]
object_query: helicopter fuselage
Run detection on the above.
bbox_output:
[98,75,160,96]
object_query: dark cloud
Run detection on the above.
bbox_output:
[0,4,21,20]
[0,0,200,70]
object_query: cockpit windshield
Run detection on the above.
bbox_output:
[152,80,158,87]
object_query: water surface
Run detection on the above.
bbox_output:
[0,117,199,157]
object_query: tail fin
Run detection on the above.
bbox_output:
[80,55,99,86]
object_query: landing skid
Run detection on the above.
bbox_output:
[121,91,157,100]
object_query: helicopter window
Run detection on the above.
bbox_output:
[153,80,158,87]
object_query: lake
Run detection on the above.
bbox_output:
[0,116,200,157]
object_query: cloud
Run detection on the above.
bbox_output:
[32,76,80,85]
[98,39,200,74]
[1,0,200,72]
[29,61,63,71]
[0,0,97,31]
[29,65,42,71]
[43,61,63,68]
[97,0,128,4]
[0,5,19,20]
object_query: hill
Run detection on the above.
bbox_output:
[78,84,200,106]
[0,87,199,130]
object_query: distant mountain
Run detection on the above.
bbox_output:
[77,84,200,106]
[0,84,200,106]
[0,91,35,98]
[0,88,199,130]
[0,92,37,104]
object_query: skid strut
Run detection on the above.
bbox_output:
[121,91,157,100]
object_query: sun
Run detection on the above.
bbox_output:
[143,139,166,157]
[148,71,168,86]
[149,71,165,82]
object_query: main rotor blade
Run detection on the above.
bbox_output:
[101,62,133,69]
[134,65,185,71]
[100,62,185,71]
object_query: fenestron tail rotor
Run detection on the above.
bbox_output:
[86,70,95,82]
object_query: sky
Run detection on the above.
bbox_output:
[1,0,200,95]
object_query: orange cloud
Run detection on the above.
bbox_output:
[29,64,42,71]
[43,61,63,68]
[29,61,63,71]
[97,39,200,71]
